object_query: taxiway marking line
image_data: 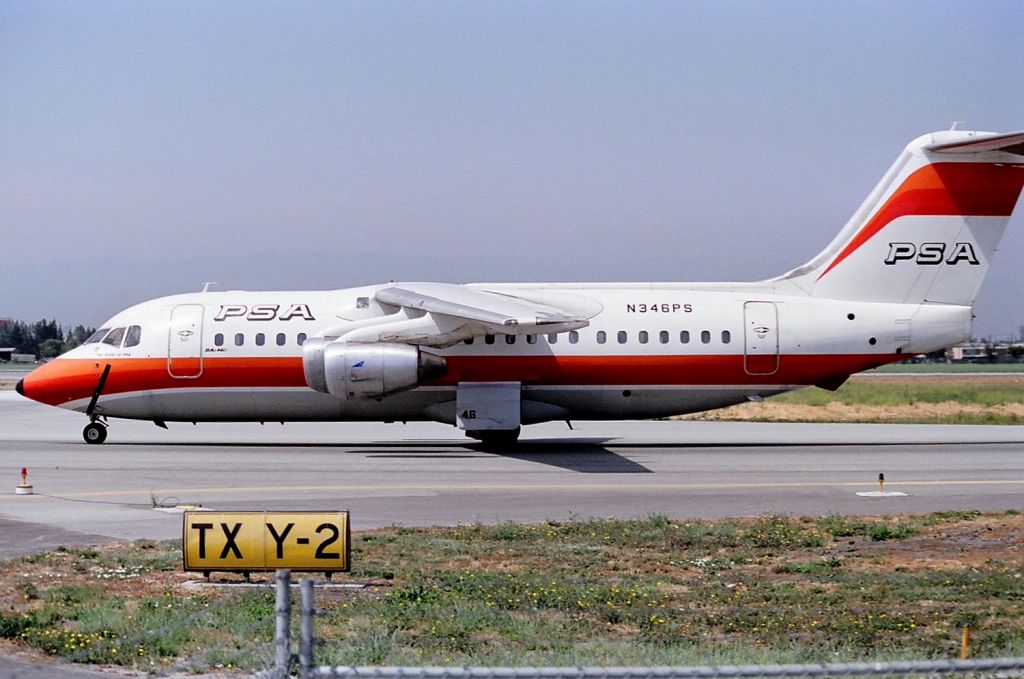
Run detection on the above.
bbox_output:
[6,478,1024,501]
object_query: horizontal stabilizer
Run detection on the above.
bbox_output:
[925,130,1024,156]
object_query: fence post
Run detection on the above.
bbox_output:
[274,569,292,679]
[299,578,316,679]
[961,626,972,659]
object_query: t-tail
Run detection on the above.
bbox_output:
[776,130,1024,306]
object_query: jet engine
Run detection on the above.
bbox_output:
[302,340,446,400]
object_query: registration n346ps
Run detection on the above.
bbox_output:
[183,511,350,573]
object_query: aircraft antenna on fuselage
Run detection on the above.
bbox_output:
[201,282,217,292]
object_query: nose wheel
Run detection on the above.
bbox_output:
[83,364,112,445]
[83,422,108,445]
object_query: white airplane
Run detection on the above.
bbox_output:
[17,129,1024,445]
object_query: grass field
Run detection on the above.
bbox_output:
[870,363,1024,373]
[684,374,1024,424]
[784,377,1024,406]
[776,376,1024,408]
[1,511,1023,673]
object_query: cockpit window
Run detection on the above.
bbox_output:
[85,328,110,344]
[102,327,126,346]
[123,325,142,348]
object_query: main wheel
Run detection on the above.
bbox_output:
[467,427,521,447]
[83,422,108,445]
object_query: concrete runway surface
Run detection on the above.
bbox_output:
[2,391,1023,560]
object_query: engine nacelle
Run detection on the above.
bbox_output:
[302,338,332,394]
[304,341,447,400]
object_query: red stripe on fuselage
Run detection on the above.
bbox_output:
[20,357,306,407]
[817,162,1024,281]
[438,354,879,385]
[21,353,896,407]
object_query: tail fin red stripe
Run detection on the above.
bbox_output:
[816,162,1024,281]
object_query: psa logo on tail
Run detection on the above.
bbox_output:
[884,242,980,266]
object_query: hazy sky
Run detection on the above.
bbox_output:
[2,1,1023,339]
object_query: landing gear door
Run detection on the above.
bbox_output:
[743,301,780,376]
[168,304,204,379]
[456,382,521,431]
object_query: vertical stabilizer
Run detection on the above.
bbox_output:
[777,130,1024,305]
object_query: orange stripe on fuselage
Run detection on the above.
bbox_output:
[20,357,306,407]
[439,354,886,386]
[21,353,894,407]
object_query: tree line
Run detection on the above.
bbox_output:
[0,319,97,359]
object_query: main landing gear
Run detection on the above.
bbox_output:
[466,427,521,447]
[83,420,108,445]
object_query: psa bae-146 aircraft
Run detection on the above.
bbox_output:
[17,129,1024,444]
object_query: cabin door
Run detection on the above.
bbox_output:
[743,301,779,376]
[168,304,204,378]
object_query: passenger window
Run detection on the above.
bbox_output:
[123,325,142,348]
[256,333,266,346]
[85,328,110,344]
[505,335,516,344]
[235,333,244,346]
[214,333,224,347]
[102,327,125,346]
[659,330,669,344]
[721,330,731,344]
[548,333,558,344]
[568,331,579,344]
[701,330,711,344]
[464,338,474,345]
[276,333,286,346]
[617,331,627,344]
[297,333,307,345]
[638,331,649,344]
[680,330,690,344]
[485,335,495,345]
[596,331,606,344]
[527,335,537,344]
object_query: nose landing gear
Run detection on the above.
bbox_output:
[83,421,108,445]
[83,364,113,445]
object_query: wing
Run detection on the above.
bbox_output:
[334,283,597,347]
[376,283,586,329]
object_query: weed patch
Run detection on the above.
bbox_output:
[682,375,1024,424]
[1,512,1023,671]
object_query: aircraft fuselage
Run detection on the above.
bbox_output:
[22,284,969,425]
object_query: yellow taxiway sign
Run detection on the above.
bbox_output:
[183,511,350,573]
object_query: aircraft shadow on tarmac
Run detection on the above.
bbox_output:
[96,438,1023,475]
[104,438,1024,449]
[101,438,653,473]
[369,439,654,474]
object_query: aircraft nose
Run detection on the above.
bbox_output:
[15,378,25,396]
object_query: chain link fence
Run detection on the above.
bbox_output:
[306,659,1024,679]
[265,571,1024,679]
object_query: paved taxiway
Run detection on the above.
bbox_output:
[1,391,1023,559]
